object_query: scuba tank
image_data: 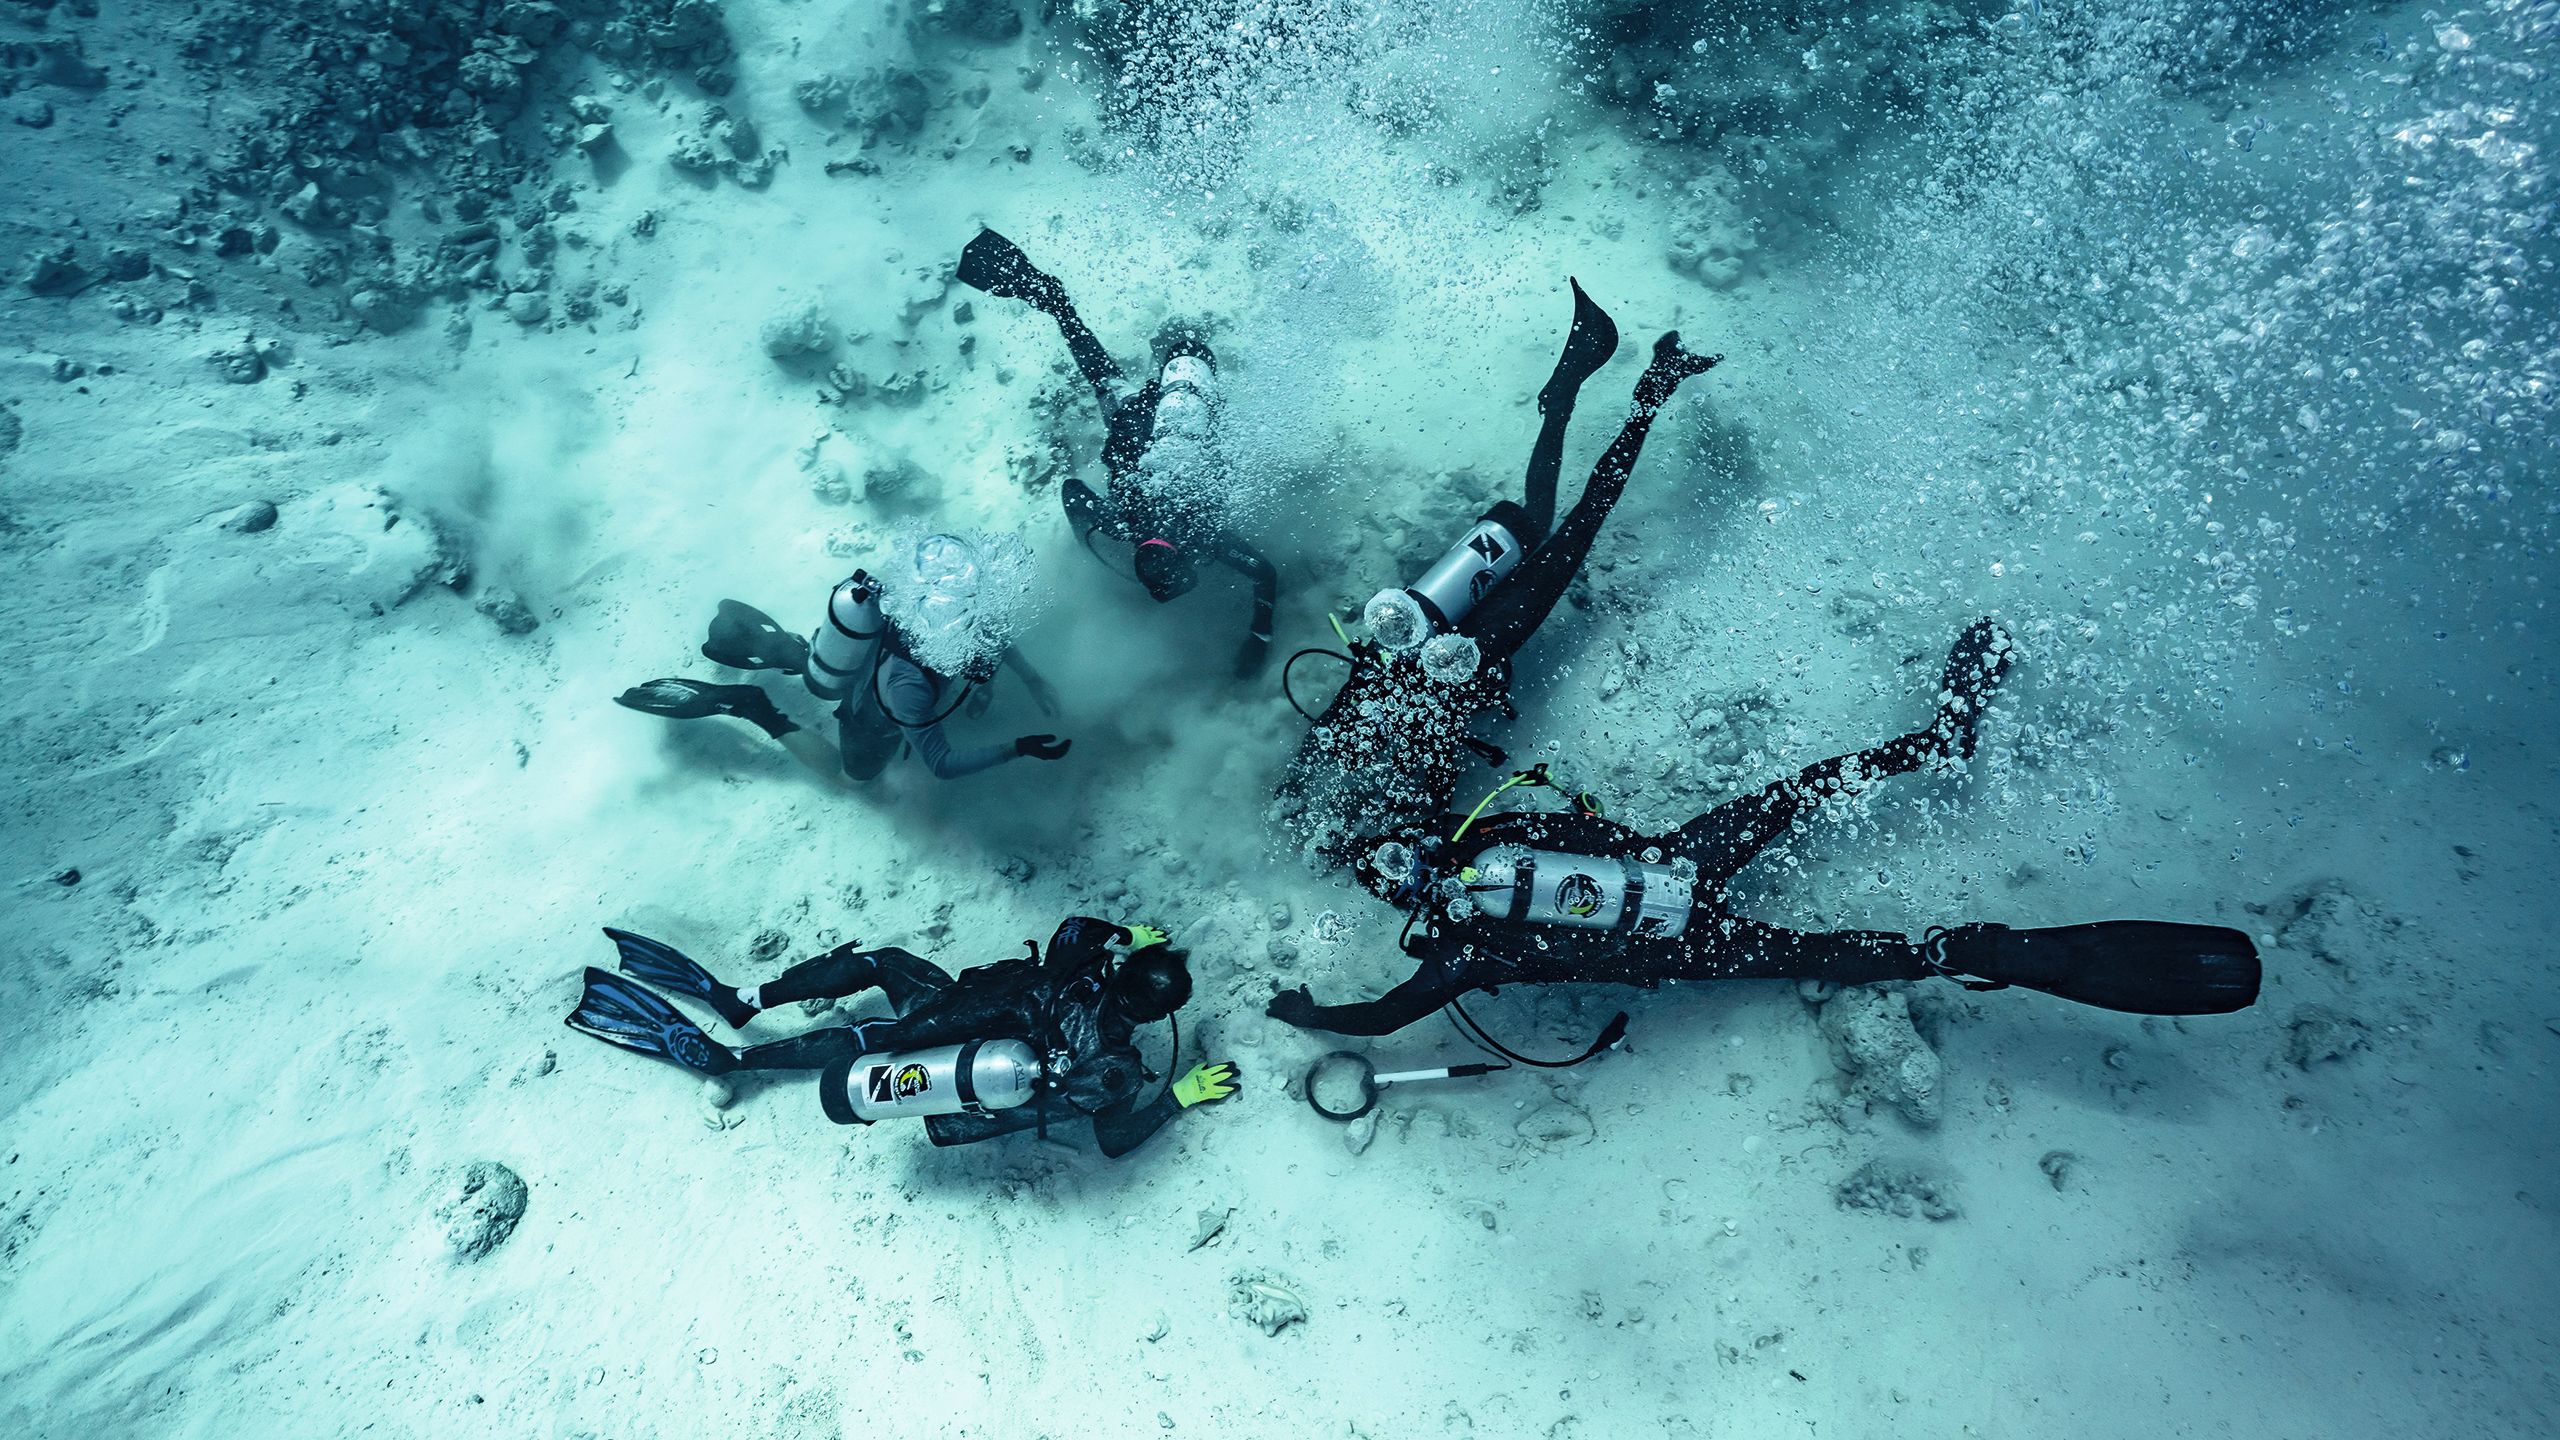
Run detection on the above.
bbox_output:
[804,570,885,703]
[1364,504,1528,651]
[1461,844,1697,939]
[824,1038,1042,1124]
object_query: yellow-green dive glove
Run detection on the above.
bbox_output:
[1172,1061,1240,1108]
[1125,923,1169,951]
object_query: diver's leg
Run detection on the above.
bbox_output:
[1462,332,1722,661]
[755,941,897,1008]
[1520,278,1621,542]
[1217,535,1278,678]
[618,678,850,787]
[1048,300,1125,409]
[871,951,956,1018]
[1666,619,2015,881]
[956,230,1124,406]
[731,1024,870,1072]
[1671,916,1934,985]
[1664,733,1943,883]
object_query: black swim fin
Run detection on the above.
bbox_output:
[1538,277,1620,415]
[701,600,809,675]
[1927,921,2261,1016]
[956,228,1060,308]
[605,927,761,1030]
[563,967,738,1073]
[614,679,798,740]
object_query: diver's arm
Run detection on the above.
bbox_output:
[1267,959,1475,1037]
[1092,1090,1182,1159]
[1061,475,1112,541]
[1217,537,1278,677]
[878,658,1016,779]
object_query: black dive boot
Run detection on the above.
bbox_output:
[1925,922,2262,1016]
[1538,277,1620,414]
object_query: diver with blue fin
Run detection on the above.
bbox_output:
[1276,279,1720,865]
[566,918,1240,1156]
[1269,619,2261,1035]
[956,227,1279,678]
[615,532,1072,782]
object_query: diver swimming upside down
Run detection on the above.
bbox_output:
[1268,619,2262,1035]
[1276,279,1720,866]
[957,227,1279,678]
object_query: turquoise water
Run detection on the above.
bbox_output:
[1,2,2553,1436]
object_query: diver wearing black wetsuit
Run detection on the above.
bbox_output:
[567,918,1239,1156]
[957,228,1278,678]
[1277,282,1720,865]
[1268,620,2261,1035]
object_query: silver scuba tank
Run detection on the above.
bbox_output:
[830,1038,1042,1123]
[1462,844,1697,939]
[1364,511,1525,651]
[805,570,885,702]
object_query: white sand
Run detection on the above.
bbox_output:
[3,2,2554,1436]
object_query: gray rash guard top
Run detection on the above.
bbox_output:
[873,652,1016,779]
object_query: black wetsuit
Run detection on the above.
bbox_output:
[1271,722,1961,1036]
[1278,331,1711,866]
[734,917,1184,1156]
[1019,272,1278,675]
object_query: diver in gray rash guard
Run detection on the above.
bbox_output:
[617,533,1071,782]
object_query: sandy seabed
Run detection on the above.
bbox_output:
[2,2,2554,1436]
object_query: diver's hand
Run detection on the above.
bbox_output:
[1124,923,1169,952]
[1014,734,1071,761]
[1265,986,1318,1027]
[1171,1061,1241,1108]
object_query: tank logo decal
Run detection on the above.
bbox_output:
[1557,873,1605,917]
[867,1062,935,1104]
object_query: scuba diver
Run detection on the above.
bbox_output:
[1266,618,2262,1036]
[1275,279,1720,865]
[615,532,1073,782]
[955,228,1278,679]
[565,918,1242,1156]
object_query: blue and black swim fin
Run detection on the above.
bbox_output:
[604,928,761,1030]
[564,967,738,1074]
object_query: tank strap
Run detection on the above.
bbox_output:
[953,1039,984,1110]
[1614,868,1647,934]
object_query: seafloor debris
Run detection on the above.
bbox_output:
[1835,1160,1959,1221]
[1815,985,1942,1127]
[1228,1270,1309,1336]
[432,1160,528,1260]
[2284,1005,2371,1070]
